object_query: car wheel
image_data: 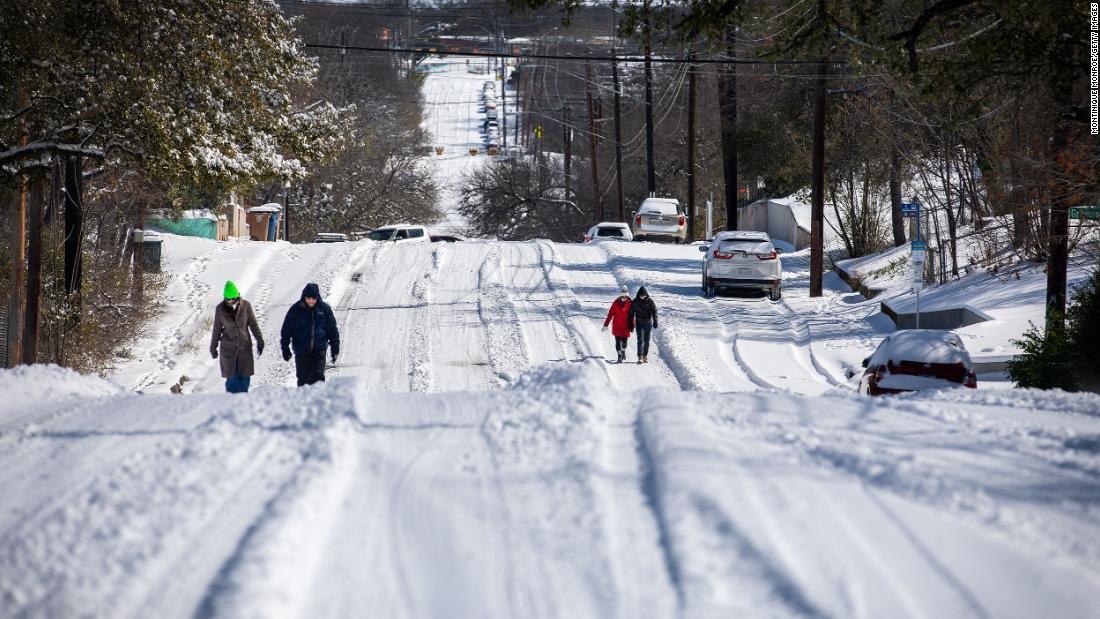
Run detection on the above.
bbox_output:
[769,287,782,302]
[705,283,716,298]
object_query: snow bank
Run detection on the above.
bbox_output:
[0,365,122,421]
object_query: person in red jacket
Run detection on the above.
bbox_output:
[602,285,634,363]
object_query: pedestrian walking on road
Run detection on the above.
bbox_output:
[602,285,633,363]
[210,281,263,393]
[628,286,658,364]
[280,282,340,386]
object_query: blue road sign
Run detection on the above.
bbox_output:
[911,240,927,251]
[900,202,920,216]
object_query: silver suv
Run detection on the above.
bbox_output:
[699,231,783,300]
[632,197,687,243]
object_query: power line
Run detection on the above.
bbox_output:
[304,43,843,66]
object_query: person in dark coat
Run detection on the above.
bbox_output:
[602,285,633,363]
[628,285,658,364]
[280,282,340,386]
[210,280,263,393]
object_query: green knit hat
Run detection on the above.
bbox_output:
[224,280,240,299]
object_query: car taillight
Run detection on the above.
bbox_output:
[756,250,777,261]
[635,215,642,226]
[965,371,977,388]
[583,235,591,243]
[679,215,686,226]
[712,250,733,260]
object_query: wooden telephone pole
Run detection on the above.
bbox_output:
[686,50,698,240]
[809,60,828,298]
[612,49,626,221]
[585,61,603,221]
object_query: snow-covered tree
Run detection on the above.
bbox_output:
[0,0,351,189]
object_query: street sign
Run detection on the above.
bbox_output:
[911,240,926,251]
[1069,207,1100,221]
[901,202,920,216]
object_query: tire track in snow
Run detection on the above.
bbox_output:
[629,395,686,613]
[711,297,834,395]
[476,246,530,386]
[408,245,444,391]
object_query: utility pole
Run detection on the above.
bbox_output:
[501,50,508,148]
[514,62,520,146]
[643,0,656,196]
[23,177,43,364]
[686,49,698,240]
[612,48,626,221]
[585,61,603,221]
[719,23,738,231]
[563,107,572,200]
[283,180,291,241]
[7,86,28,366]
[8,176,26,366]
[132,196,145,306]
[406,0,413,75]
[809,60,828,298]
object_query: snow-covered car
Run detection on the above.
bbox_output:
[583,222,634,243]
[632,197,687,243]
[853,330,978,396]
[366,225,430,244]
[312,232,348,243]
[698,230,783,300]
[429,234,465,243]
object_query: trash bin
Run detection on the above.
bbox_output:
[142,237,163,272]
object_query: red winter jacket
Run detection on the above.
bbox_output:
[604,298,633,337]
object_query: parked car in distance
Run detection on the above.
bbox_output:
[632,197,687,243]
[366,224,430,244]
[429,234,466,243]
[583,222,634,243]
[699,230,783,300]
[850,330,978,396]
[312,232,348,243]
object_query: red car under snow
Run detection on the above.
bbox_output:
[854,330,978,396]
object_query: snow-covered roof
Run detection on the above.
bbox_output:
[248,203,282,213]
[757,197,812,232]
[594,222,630,228]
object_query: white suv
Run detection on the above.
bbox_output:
[699,231,783,300]
[632,197,687,243]
[366,224,430,244]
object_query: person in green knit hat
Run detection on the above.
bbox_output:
[210,280,264,393]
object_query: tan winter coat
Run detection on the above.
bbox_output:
[210,299,263,378]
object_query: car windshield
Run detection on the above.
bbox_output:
[597,227,625,237]
[368,229,395,241]
[719,240,772,254]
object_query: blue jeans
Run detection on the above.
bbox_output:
[226,359,251,393]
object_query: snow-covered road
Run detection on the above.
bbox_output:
[3,235,1100,618]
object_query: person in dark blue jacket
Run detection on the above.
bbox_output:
[280,282,340,386]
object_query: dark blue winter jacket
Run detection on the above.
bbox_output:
[280,283,340,357]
